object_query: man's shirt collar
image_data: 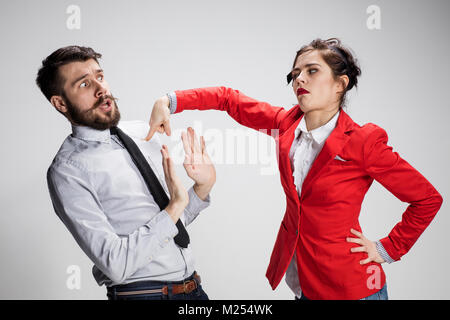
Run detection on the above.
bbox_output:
[71,124,111,143]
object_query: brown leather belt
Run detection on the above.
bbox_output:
[114,273,201,297]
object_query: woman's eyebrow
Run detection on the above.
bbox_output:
[293,63,321,71]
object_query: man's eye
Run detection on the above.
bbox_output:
[97,75,103,81]
[80,82,87,88]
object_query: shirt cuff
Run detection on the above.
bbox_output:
[183,186,211,224]
[147,209,179,246]
[375,240,395,264]
[167,92,177,114]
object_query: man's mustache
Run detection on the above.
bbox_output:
[85,94,119,113]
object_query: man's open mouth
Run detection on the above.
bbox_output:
[98,98,112,111]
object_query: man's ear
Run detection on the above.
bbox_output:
[50,95,68,114]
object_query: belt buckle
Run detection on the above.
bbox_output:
[183,279,197,294]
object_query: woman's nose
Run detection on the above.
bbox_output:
[295,71,306,84]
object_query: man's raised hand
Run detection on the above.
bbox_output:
[182,127,216,200]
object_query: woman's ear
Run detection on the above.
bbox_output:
[337,75,349,94]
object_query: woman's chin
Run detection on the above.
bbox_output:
[297,96,310,110]
[298,103,312,113]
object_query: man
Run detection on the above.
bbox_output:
[36,46,216,300]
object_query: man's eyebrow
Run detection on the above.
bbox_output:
[71,69,104,87]
[292,63,321,71]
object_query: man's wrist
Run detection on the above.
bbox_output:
[193,183,212,201]
[165,200,187,223]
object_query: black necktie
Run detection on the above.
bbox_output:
[110,126,190,248]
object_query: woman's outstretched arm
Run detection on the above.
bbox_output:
[146,86,288,141]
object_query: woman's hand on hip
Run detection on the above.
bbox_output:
[346,228,385,265]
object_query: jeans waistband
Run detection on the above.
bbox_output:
[107,271,199,293]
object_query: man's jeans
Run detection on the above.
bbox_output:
[107,273,209,301]
[296,283,388,300]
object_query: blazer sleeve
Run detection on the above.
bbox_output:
[363,125,443,262]
[173,86,288,136]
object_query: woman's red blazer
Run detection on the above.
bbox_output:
[173,87,443,299]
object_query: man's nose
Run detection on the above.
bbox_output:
[94,80,108,98]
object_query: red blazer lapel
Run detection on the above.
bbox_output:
[300,110,355,199]
[277,106,303,204]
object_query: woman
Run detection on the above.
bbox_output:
[145,38,443,300]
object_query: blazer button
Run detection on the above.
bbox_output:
[295,230,298,235]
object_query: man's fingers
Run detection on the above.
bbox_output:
[201,136,214,164]
[166,151,175,177]
[188,127,202,166]
[163,145,178,178]
[187,127,195,154]
[161,148,170,181]
[187,127,196,151]
[190,127,201,152]
[161,144,168,159]
[201,136,206,154]
[181,131,192,157]
[162,145,176,177]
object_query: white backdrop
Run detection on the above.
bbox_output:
[0,0,449,299]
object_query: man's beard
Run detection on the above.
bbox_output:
[62,92,121,130]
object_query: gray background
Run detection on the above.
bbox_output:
[0,0,449,299]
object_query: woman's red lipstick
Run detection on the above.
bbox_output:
[297,88,310,96]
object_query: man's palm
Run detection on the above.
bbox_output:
[182,128,216,187]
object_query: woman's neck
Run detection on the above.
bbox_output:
[304,108,340,131]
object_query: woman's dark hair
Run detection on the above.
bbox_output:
[288,38,361,108]
[36,45,102,102]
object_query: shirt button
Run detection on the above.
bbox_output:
[149,256,153,261]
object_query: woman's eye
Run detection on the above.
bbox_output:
[309,68,317,74]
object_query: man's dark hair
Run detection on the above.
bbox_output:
[36,45,102,102]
